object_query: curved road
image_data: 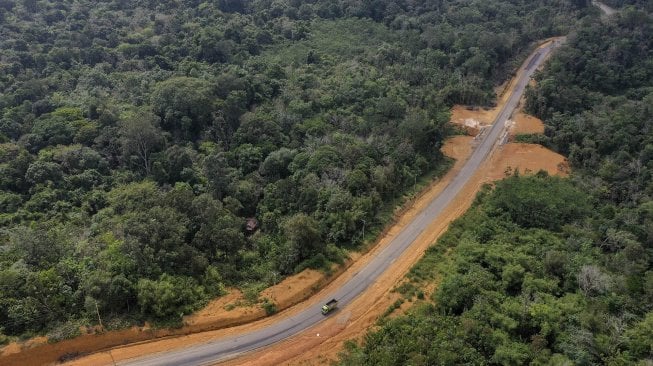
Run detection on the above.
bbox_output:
[121,40,562,366]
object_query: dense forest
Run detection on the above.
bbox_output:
[0,0,589,341]
[339,4,653,365]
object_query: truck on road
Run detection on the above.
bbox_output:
[321,299,338,315]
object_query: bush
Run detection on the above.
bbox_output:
[242,282,267,304]
[261,298,278,315]
[296,253,329,272]
[136,274,207,319]
[0,332,9,346]
[46,320,82,343]
[486,175,591,230]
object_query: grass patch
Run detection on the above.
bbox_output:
[514,133,549,145]
[379,299,405,322]
[261,298,278,316]
[104,316,139,331]
[148,317,185,330]
[295,253,329,273]
[395,282,418,298]
[0,332,10,346]
[46,320,83,343]
[242,282,267,304]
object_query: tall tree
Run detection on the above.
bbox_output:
[118,109,163,175]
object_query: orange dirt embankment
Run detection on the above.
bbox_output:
[511,112,545,136]
[450,105,495,136]
[453,106,546,139]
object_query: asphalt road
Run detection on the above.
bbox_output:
[120,40,562,366]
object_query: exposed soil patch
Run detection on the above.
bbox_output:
[487,143,569,181]
[441,135,474,160]
[450,105,495,136]
[260,270,327,311]
[510,112,545,136]
[184,290,248,327]
[185,269,328,330]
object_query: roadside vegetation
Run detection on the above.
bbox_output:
[0,0,586,340]
[339,4,653,365]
